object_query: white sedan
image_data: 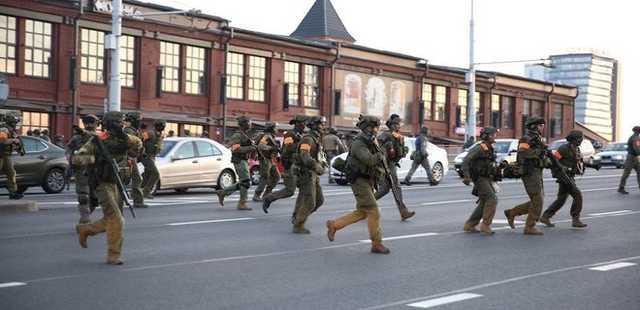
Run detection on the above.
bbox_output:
[329,136,449,185]
[140,137,237,193]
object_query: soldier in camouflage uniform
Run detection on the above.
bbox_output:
[291,116,326,234]
[375,114,415,220]
[504,117,549,235]
[540,130,588,228]
[75,112,143,265]
[67,115,100,223]
[617,126,640,194]
[216,116,256,210]
[141,120,165,199]
[326,115,390,254]
[252,122,281,202]
[262,116,307,213]
[123,112,148,208]
[0,112,25,200]
[462,127,499,235]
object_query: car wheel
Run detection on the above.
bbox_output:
[175,188,189,194]
[16,185,29,194]
[431,162,444,185]
[250,167,260,185]
[42,168,65,194]
[218,169,236,189]
[335,179,349,186]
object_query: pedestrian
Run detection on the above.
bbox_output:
[617,126,640,194]
[216,116,256,210]
[323,127,347,184]
[262,115,307,213]
[167,130,175,138]
[374,114,415,220]
[124,112,148,208]
[504,117,548,235]
[462,127,500,235]
[183,129,191,137]
[67,115,100,223]
[41,129,51,142]
[32,128,41,138]
[141,120,165,199]
[26,129,33,136]
[403,127,435,185]
[74,111,143,265]
[252,122,281,202]
[290,116,326,233]
[540,130,588,228]
[0,112,26,200]
[326,115,390,254]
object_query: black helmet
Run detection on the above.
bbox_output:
[386,114,401,127]
[633,126,640,134]
[102,112,124,132]
[81,114,99,125]
[264,121,276,132]
[306,116,325,127]
[4,114,19,126]
[237,116,251,127]
[125,112,142,129]
[289,115,307,125]
[479,127,498,141]
[153,119,166,131]
[525,116,546,129]
[356,115,381,130]
[565,130,583,142]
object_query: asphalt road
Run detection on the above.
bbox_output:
[1,168,638,310]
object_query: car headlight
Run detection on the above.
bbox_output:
[593,154,601,160]
[613,155,624,160]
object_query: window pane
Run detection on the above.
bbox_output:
[248,56,266,102]
[226,52,244,99]
[80,29,104,83]
[20,111,50,135]
[553,104,563,136]
[501,96,514,129]
[303,64,319,107]
[284,61,300,106]
[160,41,180,92]
[458,89,468,126]
[422,84,433,121]
[434,86,447,121]
[0,15,16,74]
[119,35,135,87]
[185,46,206,95]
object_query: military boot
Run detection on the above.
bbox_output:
[215,189,226,206]
[400,208,416,221]
[463,222,479,233]
[479,222,494,235]
[326,220,337,241]
[540,215,555,227]
[523,226,544,235]
[572,218,587,228]
[371,243,390,254]
[75,224,94,248]
[237,201,252,211]
[8,192,24,200]
[504,209,516,229]
[106,256,124,265]
[292,224,310,234]
[618,187,629,195]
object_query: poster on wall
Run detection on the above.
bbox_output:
[335,69,414,130]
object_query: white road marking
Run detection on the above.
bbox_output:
[166,217,255,226]
[588,210,632,216]
[359,233,439,243]
[0,282,26,289]
[588,262,637,271]
[407,293,482,309]
[421,199,472,206]
[492,219,525,225]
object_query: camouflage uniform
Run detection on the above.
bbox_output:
[123,112,147,208]
[0,112,24,199]
[216,116,255,210]
[618,127,640,194]
[262,116,307,213]
[75,112,143,265]
[404,127,434,185]
[326,115,390,254]
[375,114,415,220]
[253,122,281,201]
[504,117,548,235]
[141,120,165,198]
[67,115,100,223]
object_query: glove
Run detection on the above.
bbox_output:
[462,177,471,186]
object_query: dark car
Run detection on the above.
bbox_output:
[0,136,69,194]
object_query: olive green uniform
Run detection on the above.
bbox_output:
[219,130,255,209]
[141,129,163,197]
[124,126,145,207]
[292,129,325,231]
[374,129,413,218]
[253,132,281,200]
[543,142,584,220]
[462,142,498,229]
[263,128,304,207]
[75,130,142,264]
[0,126,20,195]
[618,133,640,190]
[67,128,99,223]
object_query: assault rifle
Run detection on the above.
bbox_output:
[372,138,406,210]
[545,147,578,192]
[93,135,136,218]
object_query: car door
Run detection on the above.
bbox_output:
[12,137,49,185]
[397,137,415,177]
[162,141,199,188]
[194,140,222,186]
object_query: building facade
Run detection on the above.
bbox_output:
[526,53,620,141]
[2,0,577,144]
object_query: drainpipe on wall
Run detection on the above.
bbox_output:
[545,82,556,142]
[71,1,84,127]
[329,42,341,127]
[221,26,234,141]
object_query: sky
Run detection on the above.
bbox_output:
[153,0,638,139]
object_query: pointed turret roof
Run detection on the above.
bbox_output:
[291,0,355,43]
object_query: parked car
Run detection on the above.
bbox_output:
[0,136,68,194]
[329,136,449,186]
[140,137,237,193]
[549,138,597,165]
[593,142,627,168]
[453,139,519,178]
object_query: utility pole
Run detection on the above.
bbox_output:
[107,0,122,112]
[466,0,476,144]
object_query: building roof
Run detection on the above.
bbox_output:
[291,0,355,43]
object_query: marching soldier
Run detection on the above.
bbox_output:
[326,115,390,254]
[75,112,142,265]
[216,116,256,210]
[504,117,548,235]
[540,130,587,228]
[67,115,100,223]
[141,120,165,199]
[403,127,435,185]
[291,116,326,234]
[262,115,307,213]
[375,114,415,220]
[617,126,640,194]
[252,122,281,202]
[0,112,25,200]
[323,127,347,184]
[124,112,148,208]
[462,127,499,235]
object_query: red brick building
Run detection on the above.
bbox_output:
[1,0,577,143]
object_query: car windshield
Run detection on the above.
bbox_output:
[494,141,512,154]
[603,143,627,152]
[158,140,178,157]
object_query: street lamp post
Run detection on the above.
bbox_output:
[466,0,476,144]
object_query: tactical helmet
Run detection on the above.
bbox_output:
[125,112,142,129]
[289,115,307,125]
[306,116,325,127]
[329,127,339,135]
[420,127,429,135]
[237,116,251,126]
[386,114,402,127]
[81,114,99,124]
[264,121,276,132]
[525,116,546,128]
[633,126,640,134]
[565,130,584,142]
[356,115,381,130]
[102,112,125,131]
[153,119,166,131]
[479,127,498,141]
[4,114,19,126]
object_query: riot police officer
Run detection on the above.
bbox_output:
[141,119,165,199]
[67,115,100,223]
[124,112,147,208]
[253,121,280,202]
[216,116,256,210]
[0,112,25,199]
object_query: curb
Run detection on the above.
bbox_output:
[0,200,39,214]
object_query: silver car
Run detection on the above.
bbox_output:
[142,137,237,193]
[593,142,627,168]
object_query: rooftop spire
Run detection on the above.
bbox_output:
[291,0,355,43]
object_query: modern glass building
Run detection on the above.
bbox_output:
[526,53,620,141]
